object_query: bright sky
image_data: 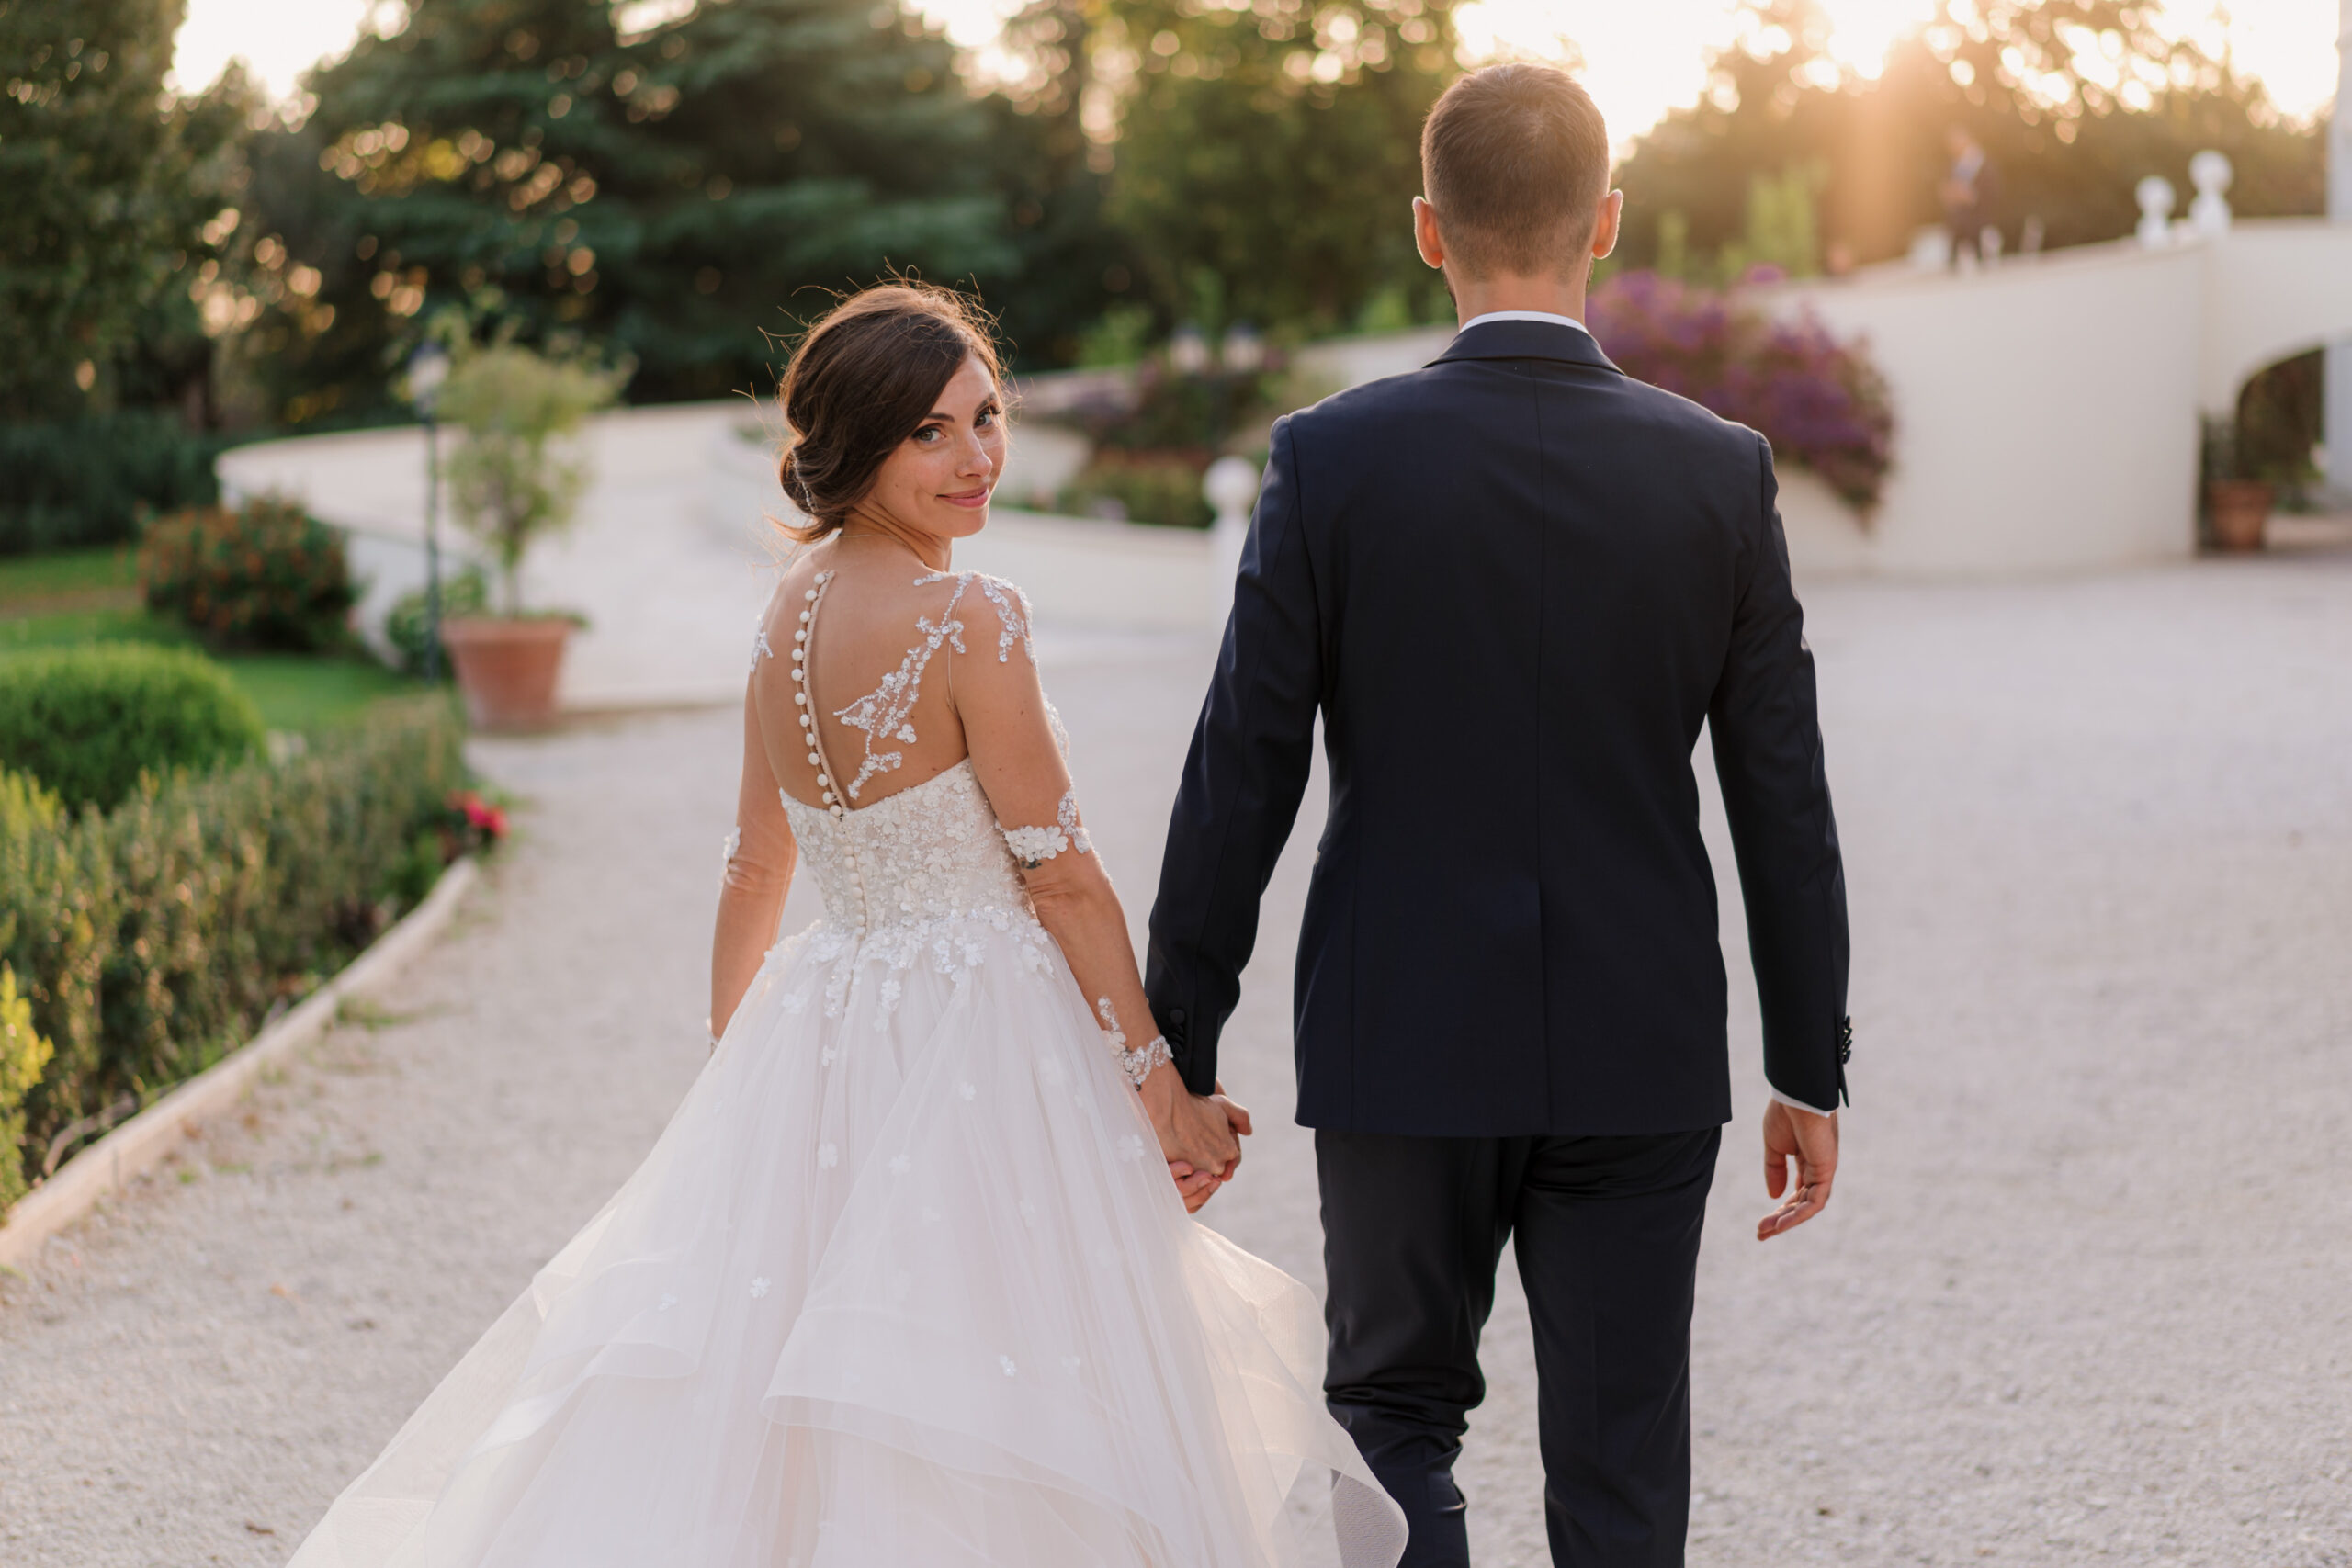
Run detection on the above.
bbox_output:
[174,0,2342,144]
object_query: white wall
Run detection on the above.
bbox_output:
[1770,241,2207,577]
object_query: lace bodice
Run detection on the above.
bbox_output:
[777,760,1033,937]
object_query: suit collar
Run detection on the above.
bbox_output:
[1428,317,1621,376]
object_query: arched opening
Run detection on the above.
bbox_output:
[2204,344,2346,551]
[2228,348,2327,503]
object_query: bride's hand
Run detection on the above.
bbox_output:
[1139,1065,1241,1186]
[1167,1159,1222,1213]
[1167,1083,1253,1212]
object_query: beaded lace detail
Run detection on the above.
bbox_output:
[831,571,1036,803]
[773,762,1052,1025]
[1002,789,1091,868]
[764,568,1093,1028]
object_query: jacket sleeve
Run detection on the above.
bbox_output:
[1145,417,1324,1095]
[1708,433,1852,1111]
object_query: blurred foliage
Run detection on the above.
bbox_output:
[1087,364,1282,454]
[0,0,256,421]
[0,957,54,1213]
[1098,0,1459,340]
[0,642,266,810]
[139,494,356,649]
[1074,303,1157,368]
[1057,450,1214,527]
[386,565,491,677]
[1589,271,1895,511]
[0,412,237,554]
[1615,0,2328,278]
[0,697,466,1211]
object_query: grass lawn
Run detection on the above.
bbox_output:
[0,546,421,731]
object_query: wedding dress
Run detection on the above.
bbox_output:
[288,567,1405,1568]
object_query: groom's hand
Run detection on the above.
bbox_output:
[1142,1067,1242,1187]
[1757,1099,1838,1240]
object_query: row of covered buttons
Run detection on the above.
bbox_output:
[792,571,868,934]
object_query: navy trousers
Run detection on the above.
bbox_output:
[1317,1127,1722,1567]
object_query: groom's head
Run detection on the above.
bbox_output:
[1417,64,1616,285]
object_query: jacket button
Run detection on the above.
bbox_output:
[1169,1008,1187,1025]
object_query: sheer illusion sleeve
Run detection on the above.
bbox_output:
[711,680,797,1041]
[950,579,1170,1089]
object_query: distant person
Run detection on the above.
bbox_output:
[1941,124,2001,265]
[1148,62,1851,1567]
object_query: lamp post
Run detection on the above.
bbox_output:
[406,343,452,682]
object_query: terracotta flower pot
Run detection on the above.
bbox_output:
[440,616,571,732]
[2205,479,2275,553]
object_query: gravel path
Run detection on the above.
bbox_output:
[4,553,2348,1567]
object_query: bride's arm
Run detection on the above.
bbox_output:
[950,589,1243,1204]
[710,685,797,1040]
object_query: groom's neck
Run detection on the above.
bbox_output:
[1448,269,1589,328]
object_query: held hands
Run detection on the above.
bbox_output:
[1140,1067,1251,1213]
[1758,1098,1838,1240]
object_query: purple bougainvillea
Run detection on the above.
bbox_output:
[1588,270,1894,514]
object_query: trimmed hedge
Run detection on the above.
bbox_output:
[141,495,357,651]
[0,645,267,811]
[0,413,234,556]
[0,962,52,1213]
[0,698,466,1211]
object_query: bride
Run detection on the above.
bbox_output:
[288,284,1406,1568]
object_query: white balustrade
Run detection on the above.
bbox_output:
[1203,455,1261,626]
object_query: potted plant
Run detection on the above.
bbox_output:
[432,336,628,729]
[2201,414,2273,553]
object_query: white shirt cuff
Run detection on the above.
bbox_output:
[1770,1086,1838,1118]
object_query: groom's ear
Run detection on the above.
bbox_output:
[1412,197,1447,271]
[1590,190,1625,262]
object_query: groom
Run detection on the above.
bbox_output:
[1146,63,1850,1567]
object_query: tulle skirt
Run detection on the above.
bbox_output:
[288,908,1406,1568]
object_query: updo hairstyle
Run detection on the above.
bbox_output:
[775,283,1006,542]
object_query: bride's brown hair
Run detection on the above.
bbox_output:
[775,282,1006,542]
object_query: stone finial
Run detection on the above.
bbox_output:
[2188,150,2234,235]
[1204,456,1260,626]
[1204,456,1261,528]
[2135,176,2177,248]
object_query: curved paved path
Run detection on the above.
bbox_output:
[5,552,2350,1566]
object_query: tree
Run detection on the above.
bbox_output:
[1612,1,2325,277]
[0,0,251,419]
[233,0,1122,423]
[1098,0,1460,339]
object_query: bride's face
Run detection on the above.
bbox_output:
[862,355,1006,542]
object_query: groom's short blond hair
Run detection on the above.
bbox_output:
[1420,64,1611,278]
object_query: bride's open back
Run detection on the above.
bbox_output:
[287,285,1405,1568]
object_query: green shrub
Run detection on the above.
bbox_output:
[0,964,53,1213]
[1057,451,1213,528]
[385,567,490,677]
[0,413,235,556]
[139,494,357,650]
[0,699,466,1207]
[0,768,107,1188]
[0,645,266,811]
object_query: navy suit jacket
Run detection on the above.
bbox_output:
[1144,318,1849,1136]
